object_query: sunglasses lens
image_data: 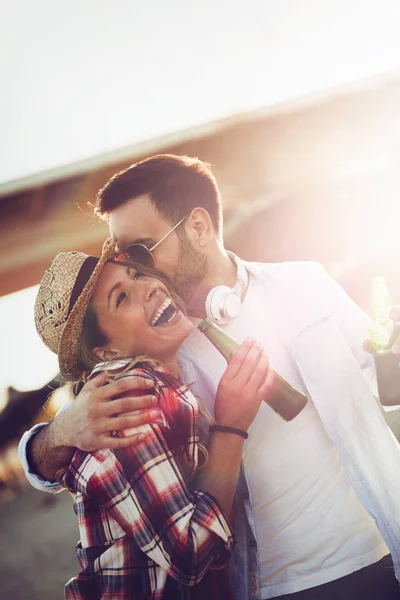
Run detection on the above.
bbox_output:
[125,244,154,267]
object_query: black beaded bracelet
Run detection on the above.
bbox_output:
[209,424,249,440]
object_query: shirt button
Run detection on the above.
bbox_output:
[249,539,257,548]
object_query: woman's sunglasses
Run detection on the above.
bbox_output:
[117,214,189,268]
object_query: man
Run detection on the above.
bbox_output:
[20,155,400,599]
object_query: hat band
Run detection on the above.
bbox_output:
[68,256,99,315]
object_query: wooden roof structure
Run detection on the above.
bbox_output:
[1,74,400,304]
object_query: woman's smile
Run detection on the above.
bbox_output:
[90,262,194,364]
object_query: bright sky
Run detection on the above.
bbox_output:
[0,286,58,398]
[2,0,400,394]
[2,0,400,185]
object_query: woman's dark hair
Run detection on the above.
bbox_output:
[95,154,223,239]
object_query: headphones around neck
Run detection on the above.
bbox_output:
[205,253,249,325]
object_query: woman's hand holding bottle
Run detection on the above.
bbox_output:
[214,338,274,432]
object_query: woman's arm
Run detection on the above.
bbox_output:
[65,345,272,586]
[82,422,234,586]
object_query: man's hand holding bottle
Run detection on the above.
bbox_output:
[363,305,400,357]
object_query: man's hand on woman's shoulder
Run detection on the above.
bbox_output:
[60,369,161,452]
[28,370,162,482]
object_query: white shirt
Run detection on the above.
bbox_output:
[184,273,388,597]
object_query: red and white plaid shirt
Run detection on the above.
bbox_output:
[62,362,234,599]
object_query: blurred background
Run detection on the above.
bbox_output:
[1,1,400,598]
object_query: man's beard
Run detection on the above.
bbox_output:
[173,233,208,305]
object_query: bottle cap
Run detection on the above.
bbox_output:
[198,317,212,332]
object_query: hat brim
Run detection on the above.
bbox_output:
[58,236,116,380]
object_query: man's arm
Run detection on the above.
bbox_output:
[26,418,74,483]
[313,264,400,405]
[19,370,162,485]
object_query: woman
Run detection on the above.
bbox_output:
[34,237,273,599]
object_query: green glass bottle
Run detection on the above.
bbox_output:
[369,276,394,354]
[369,276,400,405]
[198,317,308,421]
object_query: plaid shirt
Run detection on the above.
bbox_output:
[62,362,235,599]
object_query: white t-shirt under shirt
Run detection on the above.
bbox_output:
[186,273,388,599]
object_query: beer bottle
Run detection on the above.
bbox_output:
[369,276,400,405]
[369,276,394,353]
[198,317,308,421]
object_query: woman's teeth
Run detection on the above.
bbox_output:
[151,297,172,326]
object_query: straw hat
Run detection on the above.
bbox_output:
[34,237,116,381]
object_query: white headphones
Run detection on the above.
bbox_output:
[205,253,249,325]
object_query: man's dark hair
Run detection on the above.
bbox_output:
[95,154,222,237]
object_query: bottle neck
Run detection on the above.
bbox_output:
[371,278,391,320]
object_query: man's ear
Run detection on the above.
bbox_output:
[186,208,213,248]
[92,346,120,362]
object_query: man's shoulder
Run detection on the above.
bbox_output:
[243,259,326,284]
